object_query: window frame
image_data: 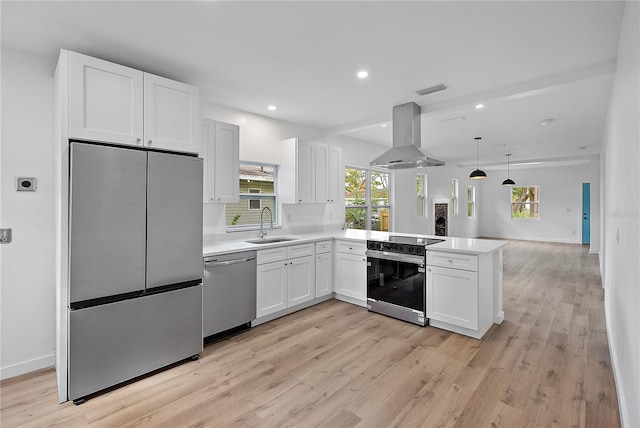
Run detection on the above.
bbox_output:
[226,162,279,230]
[467,185,476,218]
[451,178,459,216]
[417,174,427,218]
[344,166,392,231]
[510,185,540,219]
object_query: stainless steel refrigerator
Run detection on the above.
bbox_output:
[68,141,203,402]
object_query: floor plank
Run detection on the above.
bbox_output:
[0,240,620,427]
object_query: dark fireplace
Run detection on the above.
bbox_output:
[434,203,448,236]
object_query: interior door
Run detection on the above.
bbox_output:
[146,151,203,289]
[69,143,147,303]
[582,183,590,244]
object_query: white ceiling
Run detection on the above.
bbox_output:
[1,1,625,166]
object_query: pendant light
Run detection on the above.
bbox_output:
[502,154,516,186]
[469,137,487,179]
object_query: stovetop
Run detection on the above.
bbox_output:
[366,235,445,255]
[387,235,445,246]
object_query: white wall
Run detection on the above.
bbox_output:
[1,47,56,378]
[478,161,600,247]
[391,166,480,238]
[600,2,640,426]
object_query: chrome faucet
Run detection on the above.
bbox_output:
[259,207,273,238]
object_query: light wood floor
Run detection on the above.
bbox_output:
[1,240,620,427]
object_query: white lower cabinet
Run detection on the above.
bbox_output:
[334,240,367,303]
[426,250,497,339]
[315,240,333,298]
[427,265,478,330]
[256,261,287,318]
[256,244,315,318]
[315,252,333,297]
[288,256,314,307]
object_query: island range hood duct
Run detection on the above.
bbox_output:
[370,102,445,169]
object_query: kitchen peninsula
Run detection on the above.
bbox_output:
[203,230,507,340]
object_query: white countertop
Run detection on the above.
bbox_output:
[203,229,508,257]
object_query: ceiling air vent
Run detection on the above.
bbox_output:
[416,84,447,96]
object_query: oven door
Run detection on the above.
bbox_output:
[366,250,425,312]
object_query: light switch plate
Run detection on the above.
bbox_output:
[17,177,37,191]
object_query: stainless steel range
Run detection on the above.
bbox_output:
[366,235,444,326]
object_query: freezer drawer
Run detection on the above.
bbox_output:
[68,285,202,401]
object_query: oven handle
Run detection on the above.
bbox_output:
[365,250,424,265]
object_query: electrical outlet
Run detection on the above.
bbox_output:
[1,228,12,244]
[17,177,37,191]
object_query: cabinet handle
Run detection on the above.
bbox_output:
[148,139,153,145]
[135,138,141,144]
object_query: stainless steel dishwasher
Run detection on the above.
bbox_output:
[203,250,257,339]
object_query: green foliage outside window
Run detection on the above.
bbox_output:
[511,186,539,218]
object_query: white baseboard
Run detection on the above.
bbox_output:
[604,292,630,428]
[0,354,55,380]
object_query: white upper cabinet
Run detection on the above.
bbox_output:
[202,119,239,203]
[315,143,342,203]
[67,51,199,154]
[281,138,341,204]
[69,52,144,146]
[315,143,329,203]
[143,74,199,153]
[280,138,315,203]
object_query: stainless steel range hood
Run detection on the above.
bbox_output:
[370,102,445,169]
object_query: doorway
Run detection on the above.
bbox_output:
[582,182,590,244]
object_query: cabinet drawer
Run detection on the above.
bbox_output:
[257,247,287,265]
[315,240,332,254]
[427,251,478,271]
[287,243,314,259]
[335,240,366,255]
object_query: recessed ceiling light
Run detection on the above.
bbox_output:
[541,118,555,125]
[381,124,387,128]
[268,105,276,111]
[475,104,484,109]
[357,70,369,79]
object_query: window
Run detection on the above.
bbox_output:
[226,163,277,227]
[417,174,427,218]
[345,167,391,231]
[467,186,476,218]
[247,188,261,210]
[511,186,539,219]
[451,179,459,215]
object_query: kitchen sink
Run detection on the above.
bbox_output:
[245,237,298,244]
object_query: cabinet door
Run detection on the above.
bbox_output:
[257,261,287,318]
[203,119,239,203]
[327,146,341,203]
[315,143,329,203]
[316,252,333,297]
[288,256,315,306]
[296,141,315,203]
[69,52,144,146]
[143,73,200,154]
[335,253,366,301]
[427,266,478,329]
